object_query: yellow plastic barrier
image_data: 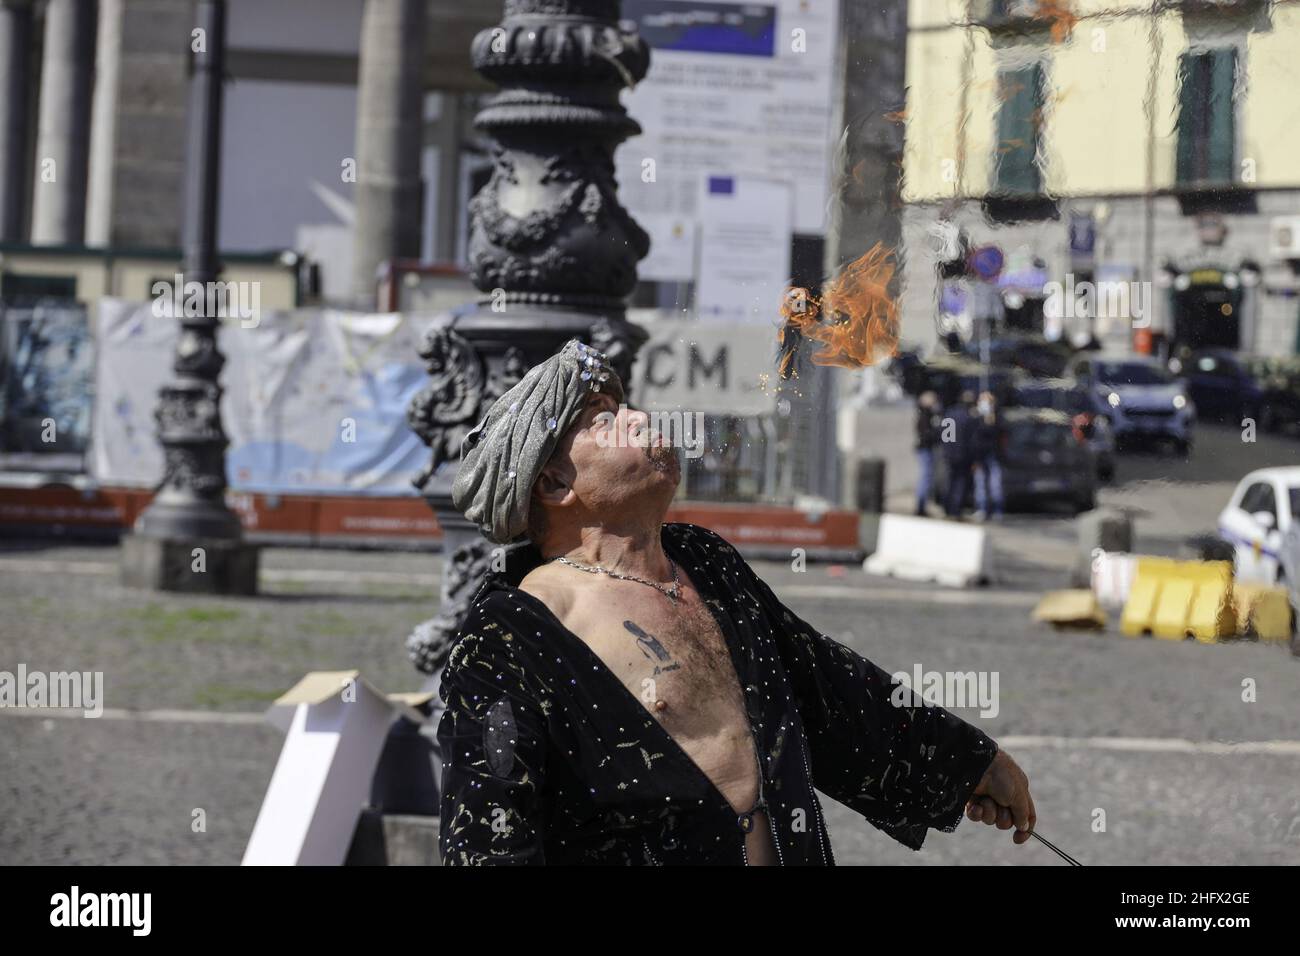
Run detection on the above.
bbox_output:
[1032,590,1107,629]
[1183,563,1236,643]
[1233,584,1294,643]
[1152,578,1198,640]
[1120,558,1235,641]
[1120,557,1176,637]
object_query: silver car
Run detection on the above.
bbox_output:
[1070,355,1196,454]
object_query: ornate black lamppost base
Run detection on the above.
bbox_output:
[120,531,259,595]
[122,493,259,595]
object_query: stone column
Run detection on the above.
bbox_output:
[404,0,650,673]
[352,0,427,306]
[31,0,97,245]
[84,0,122,246]
[0,1,33,241]
[87,0,191,249]
[431,92,461,263]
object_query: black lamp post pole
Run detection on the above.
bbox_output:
[123,0,258,593]
[180,0,224,301]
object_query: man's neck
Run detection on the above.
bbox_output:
[548,521,672,582]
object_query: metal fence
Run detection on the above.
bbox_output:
[675,363,839,506]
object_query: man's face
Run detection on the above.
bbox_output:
[542,392,680,516]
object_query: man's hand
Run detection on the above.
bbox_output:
[966,750,1036,845]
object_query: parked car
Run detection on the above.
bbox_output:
[934,408,1096,514]
[1010,376,1116,482]
[1217,467,1300,585]
[1177,349,1300,432]
[963,333,1075,379]
[1070,354,1195,454]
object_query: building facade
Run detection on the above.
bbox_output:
[0,0,493,307]
[899,0,1300,358]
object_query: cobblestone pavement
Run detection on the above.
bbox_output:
[2,420,1300,865]
[4,543,1299,865]
[5,714,1296,866]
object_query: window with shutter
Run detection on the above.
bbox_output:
[1176,47,1237,187]
[1207,47,1237,182]
[993,64,1044,196]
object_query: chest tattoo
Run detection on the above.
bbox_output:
[623,620,681,674]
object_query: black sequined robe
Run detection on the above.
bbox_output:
[437,522,999,865]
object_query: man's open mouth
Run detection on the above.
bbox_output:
[645,440,678,472]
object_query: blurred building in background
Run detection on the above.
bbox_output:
[899,0,1300,359]
[0,0,493,308]
[0,0,913,552]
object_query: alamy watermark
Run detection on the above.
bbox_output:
[50,886,150,936]
[1043,274,1152,329]
[0,664,103,718]
[595,404,705,460]
[151,273,261,328]
[890,663,999,718]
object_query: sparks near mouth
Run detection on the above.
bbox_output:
[778,242,901,380]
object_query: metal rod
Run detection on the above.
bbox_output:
[1029,830,1083,866]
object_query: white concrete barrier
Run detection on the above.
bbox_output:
[242,671,433,866]
[863,514,994,588]
[1090,550,1138,609]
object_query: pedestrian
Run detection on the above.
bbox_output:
[942,390,978,519]
[914,391,941,516]
[972,390,1005,521]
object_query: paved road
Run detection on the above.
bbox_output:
[3,534,1299,865]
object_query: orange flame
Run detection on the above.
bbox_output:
[778,242,900,378]
[1035,0,1077,44]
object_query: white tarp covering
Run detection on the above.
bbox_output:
[93,299,431,495]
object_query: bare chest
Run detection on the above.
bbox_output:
[568,590,741,719]
[560,584,761,806]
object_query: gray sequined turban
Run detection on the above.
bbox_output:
[451,338,625,544]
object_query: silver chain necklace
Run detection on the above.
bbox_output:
[552,555,682,605]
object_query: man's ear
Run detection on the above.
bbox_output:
[533,463,575,509]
